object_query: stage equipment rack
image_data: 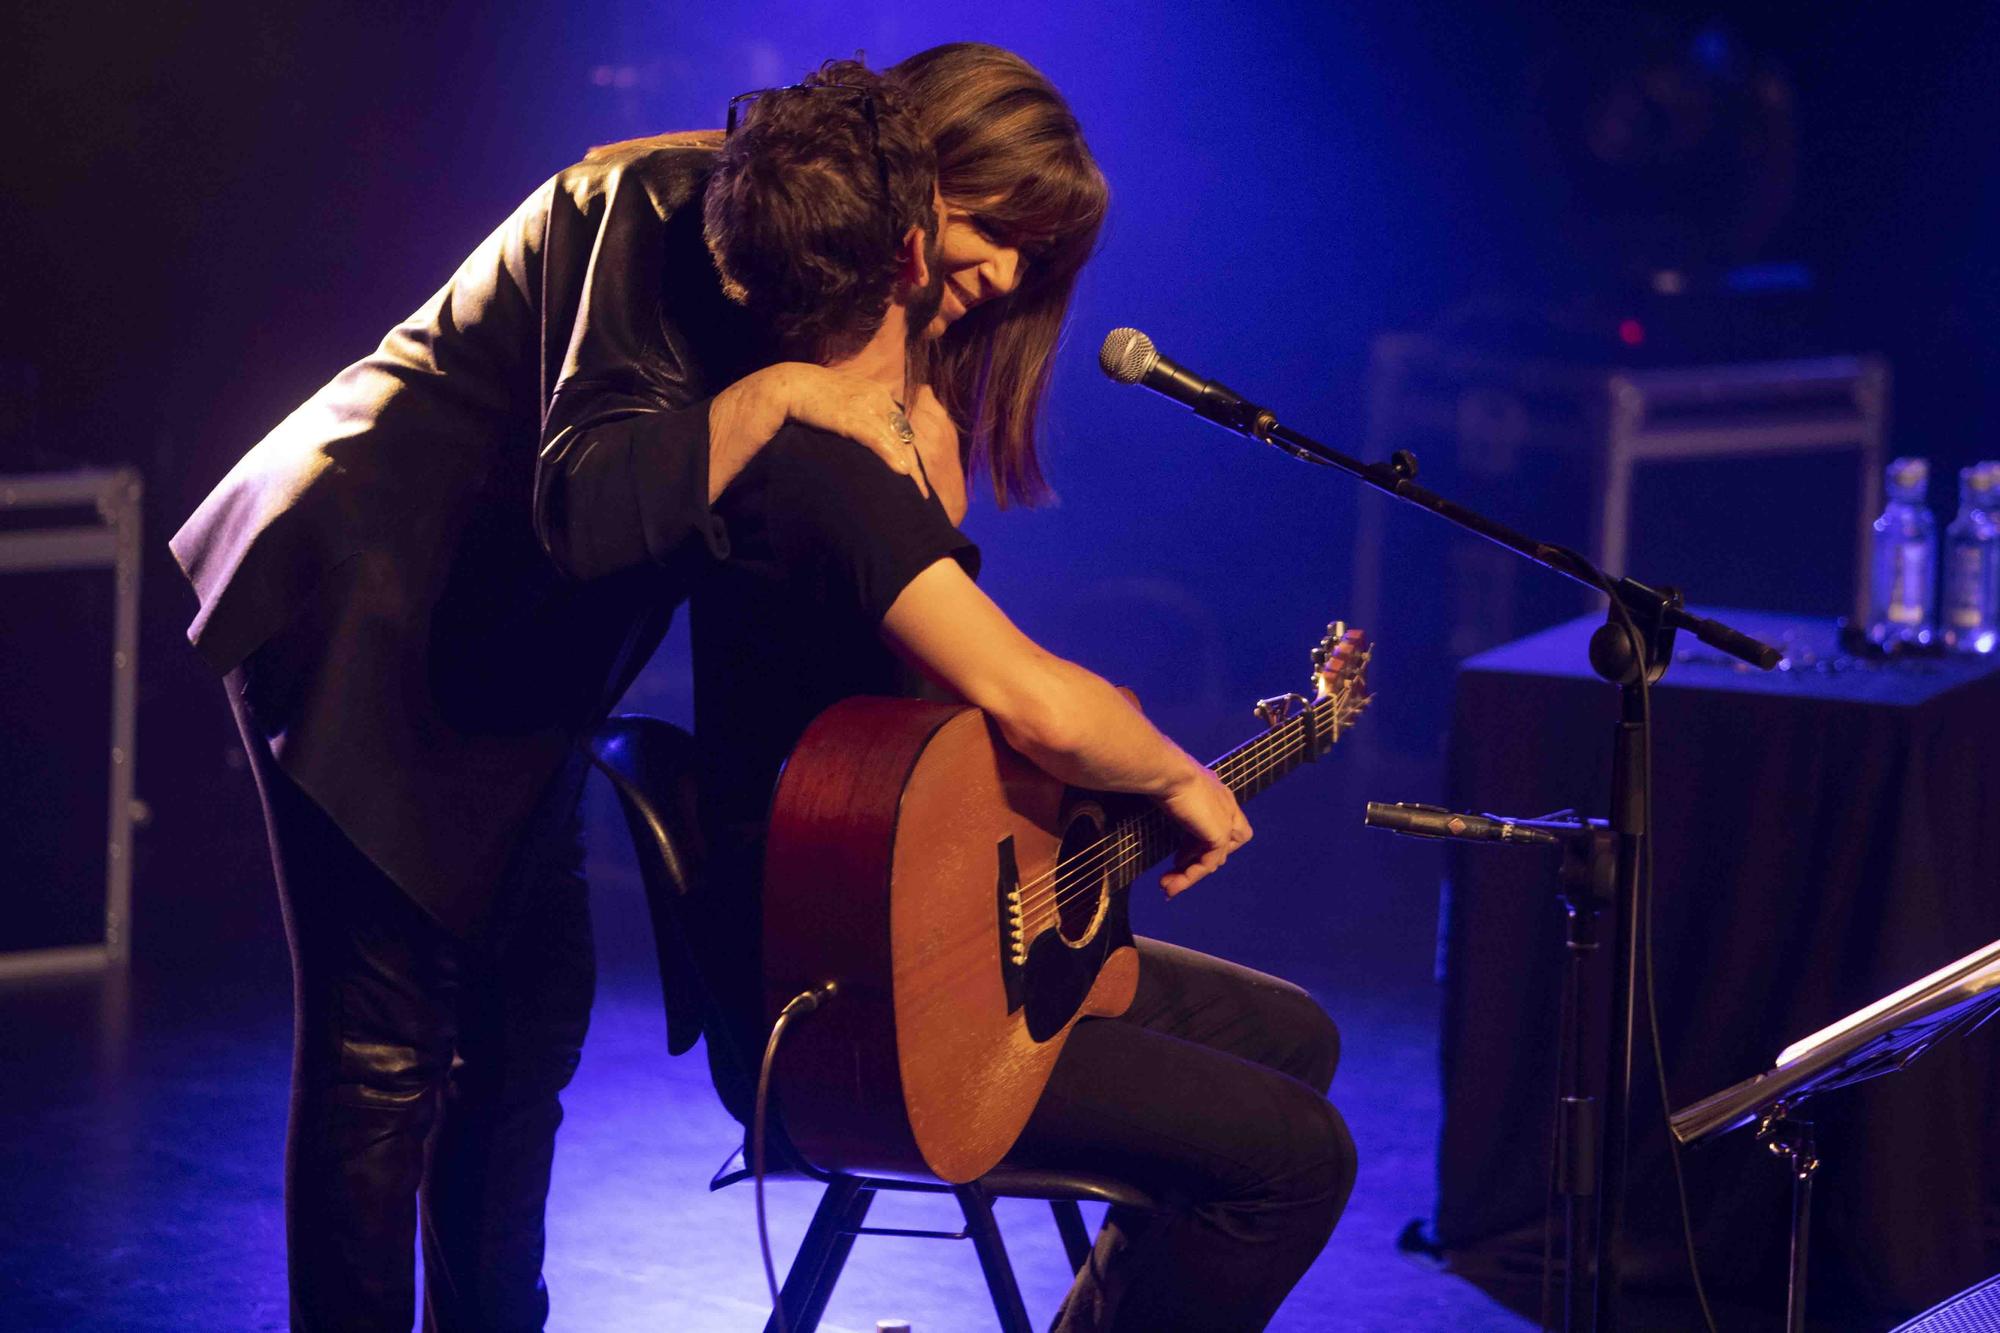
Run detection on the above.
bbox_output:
[1349,341,1889,755]
[0,468,142,977]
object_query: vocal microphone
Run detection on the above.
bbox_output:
[1362,802,1564,846]
[1098,328,1277,438]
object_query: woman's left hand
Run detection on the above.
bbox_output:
[909,386,968,524]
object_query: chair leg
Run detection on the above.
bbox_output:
[1050,1199,1095,1273]
[955,1184,1034,1333]
[764,1177,875,1333]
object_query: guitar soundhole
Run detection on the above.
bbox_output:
[1054,808,1111,945]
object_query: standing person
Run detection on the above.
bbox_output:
[169,42,1109,1332]
[699,64,1355,1333]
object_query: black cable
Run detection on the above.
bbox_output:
[1633,650,1721,1333]
[1598,597,1720,1333]
[754,982,840,1333]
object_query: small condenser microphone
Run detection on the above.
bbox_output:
[1098,328,1276,438]
[1362,802,1564,846]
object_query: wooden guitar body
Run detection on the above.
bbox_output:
[761,623,1370,1185]
[763,697,1139,1184]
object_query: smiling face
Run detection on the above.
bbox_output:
[886,42,1109,507]
[924,201,1027,339]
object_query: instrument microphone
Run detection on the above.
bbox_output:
[1099,328,1277,438]
[1362,802,1564,846]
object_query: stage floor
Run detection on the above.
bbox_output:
[0,960,1521,1331]
[0,768,1838,1331]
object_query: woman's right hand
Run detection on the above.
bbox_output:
[706,362,928,503]
[1157,763,1253,898]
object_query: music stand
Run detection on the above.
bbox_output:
[1670,938,2000,1333]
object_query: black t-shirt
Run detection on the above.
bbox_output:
[688,422,977,1088]
[692,423,979,834]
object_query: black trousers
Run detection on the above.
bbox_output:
[230,684,595,1333]
[1012,938,1357,1333]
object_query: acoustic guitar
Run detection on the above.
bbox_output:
[762,623,1371,1183]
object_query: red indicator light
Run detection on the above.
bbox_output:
[1617,318,1645,347]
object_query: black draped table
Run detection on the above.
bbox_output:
[1431,609,2000,1319]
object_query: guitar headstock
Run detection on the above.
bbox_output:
[1251,621,1373,743]
[1311,622,1371,717]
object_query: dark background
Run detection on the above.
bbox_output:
[7,0,1995,965]
[3,2,1997,1319]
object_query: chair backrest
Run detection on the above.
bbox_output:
[588,714,762,1123]
[588,715,805,1141]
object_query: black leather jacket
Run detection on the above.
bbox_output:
[171,139,766,932]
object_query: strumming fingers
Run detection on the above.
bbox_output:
[1169,842,1229,892]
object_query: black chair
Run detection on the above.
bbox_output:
[587,715,1155,1333]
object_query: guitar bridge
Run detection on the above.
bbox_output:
[995,836,1027,1012]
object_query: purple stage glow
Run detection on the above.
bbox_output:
[6,1,1997,1328]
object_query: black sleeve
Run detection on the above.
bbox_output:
[529,155,738,582]
[533,381,732,581]
[761,428,980,625]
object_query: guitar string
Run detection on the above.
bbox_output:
[922,645,1370,965]
[1015,703,1325,910]
[1010,688,1360,920]
[1019,704,1356,927]
[903,695,1369,969]
[975,696,1368,963]
[1012,689,1365,925]
[1005,694,1330,913]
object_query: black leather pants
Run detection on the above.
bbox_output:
[230,686,595,1332]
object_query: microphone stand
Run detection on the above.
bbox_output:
[1363,804,1617,1333]
[1218,407,1780,1331]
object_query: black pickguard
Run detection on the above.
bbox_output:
[993,828,1136,1043]
[1020,890,1133,1041]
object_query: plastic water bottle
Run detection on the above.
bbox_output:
[1866,457,1936,645]
[1941,462,2000,653]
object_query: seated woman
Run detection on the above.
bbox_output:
[693,61,1356,1333]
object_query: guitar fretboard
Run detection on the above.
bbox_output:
[1065,686,1366,905]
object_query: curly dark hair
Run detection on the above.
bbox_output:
[703,61,939,364]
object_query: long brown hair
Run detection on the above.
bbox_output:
[889,44,1109,507]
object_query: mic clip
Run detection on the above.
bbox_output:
[1234,405,1280,442]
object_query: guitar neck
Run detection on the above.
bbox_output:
[1106,690,1355,888]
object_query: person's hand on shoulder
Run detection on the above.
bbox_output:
[708,363,929,502]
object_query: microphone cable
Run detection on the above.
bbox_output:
[1632,625,1723,1333]
[1597,583,1722,1333]
[754,981,841,1333]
